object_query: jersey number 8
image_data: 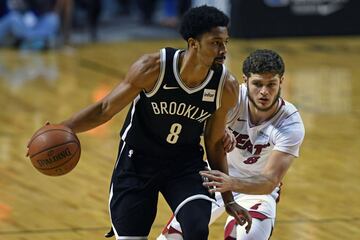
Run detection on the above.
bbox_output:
[166,123,182,144]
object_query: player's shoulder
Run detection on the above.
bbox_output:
[223,70,239,95]
[276,99,304,129]
[136,51,161,72]
[126,51,162,90]
[281,99,301,117]
[220,70,239,109]
[224,71,238,85]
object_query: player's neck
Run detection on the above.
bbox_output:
[178,50,211,88]
[249,99,280,126]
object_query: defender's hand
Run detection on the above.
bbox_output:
[200,170,234,193]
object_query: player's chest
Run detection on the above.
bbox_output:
[143,90,217,123]
[231,123,274,157]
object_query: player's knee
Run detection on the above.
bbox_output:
[235,218,272,240]
[183,221,208,240]
[181,213,209,238]
[177,200,211,240]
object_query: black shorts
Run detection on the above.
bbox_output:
[108,140,213,238]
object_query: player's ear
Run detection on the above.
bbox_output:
[188,38,198,49]
[280,76,284,84]
[242,74,247,83]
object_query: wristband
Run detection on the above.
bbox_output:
[225,200,236,207]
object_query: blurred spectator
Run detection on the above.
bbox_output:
[137,0,157,25]
[118,0,130,16]
[74,0,101,41]
[0,1,8,18]
[101,0,125,21]
[55,0,72,45]
[192,0,230,16]
[160,0,190,28]
[0,0,60,50]
[161,0,177,27]
[55,0,101,44]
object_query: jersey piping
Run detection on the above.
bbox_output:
[144,48,166,97]
[173,50,215,94]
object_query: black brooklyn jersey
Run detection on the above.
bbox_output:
[120,48,227,158]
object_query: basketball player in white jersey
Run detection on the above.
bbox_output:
[158,49,305,240]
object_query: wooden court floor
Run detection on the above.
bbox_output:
[0,37,359,239]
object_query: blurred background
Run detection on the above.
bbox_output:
[0,0,359,239]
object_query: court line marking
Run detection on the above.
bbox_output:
[0,217,359,235]
[78,58,124,78]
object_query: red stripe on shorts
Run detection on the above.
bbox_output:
[249,211,268,221]
[224,219,236,240]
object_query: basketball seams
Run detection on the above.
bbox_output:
[29,140,80,158]
[36,148,81,171]
[28,128,79,147]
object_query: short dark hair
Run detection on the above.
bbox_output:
[243,49,285,77]
[179,5,229,41]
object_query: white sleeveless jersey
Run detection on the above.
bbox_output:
[226,84,305,198]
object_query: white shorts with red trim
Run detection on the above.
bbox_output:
[159,191,277,239]
[211,192,276,225]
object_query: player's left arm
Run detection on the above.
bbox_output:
[204,72,237,200]
[204,73,252,232]
[201,125,305,195]
[201,151,294,194]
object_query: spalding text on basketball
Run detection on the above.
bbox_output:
[38,148,72,167]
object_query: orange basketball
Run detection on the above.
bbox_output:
[27,124,81,176]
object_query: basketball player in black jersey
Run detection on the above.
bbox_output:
[59,5,251,240]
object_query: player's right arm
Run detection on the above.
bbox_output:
[201,122,305,195]
[61,52,160,133]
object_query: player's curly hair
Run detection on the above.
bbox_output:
[243,49,285,77]
[179,5,229,41]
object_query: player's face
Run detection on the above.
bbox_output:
[196,27,229,67]
[245,73,283,112]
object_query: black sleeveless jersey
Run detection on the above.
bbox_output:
[120,48,227,158]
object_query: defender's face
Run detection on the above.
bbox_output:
[245,73,283,112]
[197,27,229,67]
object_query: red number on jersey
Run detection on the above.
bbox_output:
[250,203,262,210]
[243,156,260,164]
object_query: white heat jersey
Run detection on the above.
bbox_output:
[156,84,305,238]
[226,83,305,199]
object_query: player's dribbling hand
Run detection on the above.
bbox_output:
[225,201,252,234]
[26,121,50,157]
[222,128,236,153]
